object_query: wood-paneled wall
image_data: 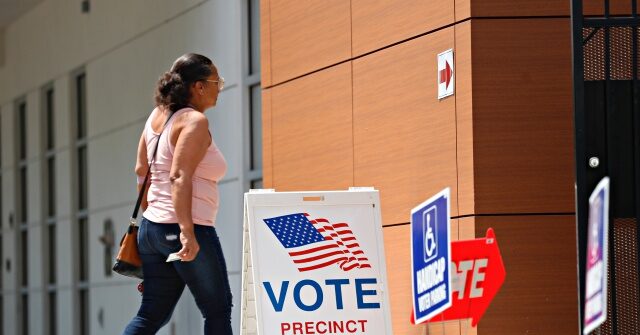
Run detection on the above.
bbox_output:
[269,63,354,191]
[351,0,455,56]
[475,216,578,334]
[353,27,458,224]
[261,1,579,334]
[470,19,575,215]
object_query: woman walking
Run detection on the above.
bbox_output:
[123,53,232,335]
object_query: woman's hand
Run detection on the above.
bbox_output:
[177,229,200,261]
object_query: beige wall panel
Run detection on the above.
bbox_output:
[460,319,478,335]
[384,224,427,335]
[470,0,569,16]
[455,0,471,21]
[475,215,578,335]
[471,19,575,214]
[270,63,353,191]
[353,28,458,226]
[455,21,475,217]
[383,221,462,335]
[458,216,476,241]
[262,88,273,188]
[351,0,454,56]
[269,0,351,85]
[260,0,272,87]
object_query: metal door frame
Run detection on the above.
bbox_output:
[572,1,640,334]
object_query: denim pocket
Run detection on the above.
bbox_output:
[153,224,182,252]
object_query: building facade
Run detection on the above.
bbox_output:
[258,0,599,334]
[0,0,261,334]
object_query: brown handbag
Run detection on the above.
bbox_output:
[113,218,143,278]
[113,111,174,279]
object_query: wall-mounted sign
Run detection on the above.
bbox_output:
[438,49,455,100]
[411,188,452,324]
[240,188,393,335]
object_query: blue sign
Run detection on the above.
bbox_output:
[583,177,610,335]
[411,188,452,324]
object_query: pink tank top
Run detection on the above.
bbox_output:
[142,107,227,226]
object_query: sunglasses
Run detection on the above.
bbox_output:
[206,77,225,91]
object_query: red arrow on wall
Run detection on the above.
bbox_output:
[439,61,452,89]
[411,228,506,327]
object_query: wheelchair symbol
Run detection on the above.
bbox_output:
[423,207,438,263]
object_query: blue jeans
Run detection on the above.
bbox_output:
[123,217,233,335]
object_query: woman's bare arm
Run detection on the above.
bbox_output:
[135,132,150,211]
[169,112,210,261]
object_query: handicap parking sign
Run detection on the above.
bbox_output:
[423,206,438,263]
[411,188,452,324]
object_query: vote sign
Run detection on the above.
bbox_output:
[421,228,506,327]
[411,188,452,324]
[584,177,610,335]
[245,190,393,335]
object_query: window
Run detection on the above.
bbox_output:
[42,85,57,335]
[15,99,28,335]
[48,292,56,335]
[46,88,55,150]
[77,146,87,211]
[245,0,263,190]
[18,102,26,160]
[78,218,87,282]
[248,0,260,76]
[73,71,89,335]
[250,84,262,171]
[48,225,56,283]
[19,167,27,229]
[79,290,88,335]
[21,294,28,335]
[47,157,56,218]
[76,74,86,140]
[20,230,27,287]
[0,111,3,334]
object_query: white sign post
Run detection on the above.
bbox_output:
[240,188,393,335]
[437,49,455,100]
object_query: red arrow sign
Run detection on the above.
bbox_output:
[439,61,452,89]
[411,228,506,327]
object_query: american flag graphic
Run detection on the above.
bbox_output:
[263,213,372,272]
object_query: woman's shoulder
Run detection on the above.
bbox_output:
[145,107,164,135]
[176,108,208,127]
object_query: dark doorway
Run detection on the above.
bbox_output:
[573,2,640,334]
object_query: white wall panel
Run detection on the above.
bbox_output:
[210,85,243,181]
[0,0,248,334]
[216,180,244,273]
[55,219,73,287]
[29,289,44,335]
[57,288,74,335]
[86,0,241,138]
[27,225,42,289]
[86,122,143,212]
[3,293,16,335]
[91,282,142,335]
[0,0,207,104]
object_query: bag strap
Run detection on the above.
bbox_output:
[130,109,176,223]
